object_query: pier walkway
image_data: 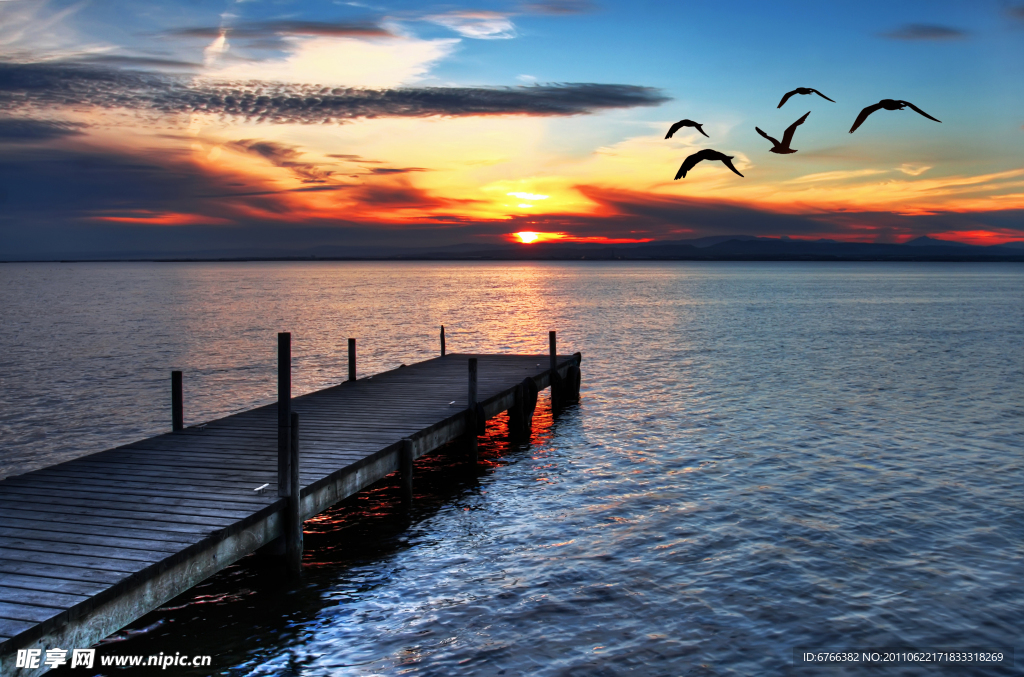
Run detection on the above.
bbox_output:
[0,348,582,675]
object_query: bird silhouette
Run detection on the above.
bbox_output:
[674,149,744,180]
[755,111,810,154]
[777,87,835,108]
[665,119,709,139]
[849,99,941,133]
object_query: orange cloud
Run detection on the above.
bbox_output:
[88,212,234,226]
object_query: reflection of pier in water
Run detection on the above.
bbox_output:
[0,330,582,675]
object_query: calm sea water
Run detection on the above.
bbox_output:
[2,261,1022,676]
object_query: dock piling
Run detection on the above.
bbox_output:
[348,338,356,381]
[441,325,446,356]
[400,438,414,509]
[171,370,183,431]
[508,382,527,441]
[278,332,291,498]
[467,357,479,462]
[549,330,562,409]
[285,411,303,577]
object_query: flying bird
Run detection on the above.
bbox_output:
[849,99,941,133]
[755,111,810,154]
[674,149,744,180]
[665,119,709,139]
[777,87,835,108]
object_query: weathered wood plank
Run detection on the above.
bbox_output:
[0,574,107,598]
[0,602,65,624]
[0,587,89,610]
[0,559,129,585]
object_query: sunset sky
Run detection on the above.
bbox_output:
[1,0,1023,258]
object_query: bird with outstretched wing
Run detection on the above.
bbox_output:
[665,119,709,139]
[777,87,835,109]
[849,99,941,133]
[755,111,810,154]
[674,149,744,180]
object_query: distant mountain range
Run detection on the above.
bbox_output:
[8,235,1024,262]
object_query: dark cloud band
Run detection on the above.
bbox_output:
[0,62,669,123]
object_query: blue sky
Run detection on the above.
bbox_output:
[1,0,1022,257]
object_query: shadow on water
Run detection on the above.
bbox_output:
[50,395,567,676]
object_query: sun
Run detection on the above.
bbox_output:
[515,231,541,243]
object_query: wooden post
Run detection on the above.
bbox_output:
[566,352,582,402]
[508,382,526,441]
[171,370,183,432]
[348,338,356,381]
[285,411,302,577]
[400,438,414,509]
[549,330,560,410]
[277,332,291,498]
[440,325,446,356]
[467,357,478,463]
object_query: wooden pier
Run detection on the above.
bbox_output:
[0,332,582,675]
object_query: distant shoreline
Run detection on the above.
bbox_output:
[4,236,1024,263]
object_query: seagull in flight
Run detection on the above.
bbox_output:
[674,149,744,180]
[665,119,709,139]
[849,99,941,133]
[755,111,810,154]
[777,87,835,109]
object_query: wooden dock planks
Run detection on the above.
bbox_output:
[0,352,580,675]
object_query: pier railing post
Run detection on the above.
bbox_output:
[348,338,356,381]
[467,357,478,463]
[509,382,526,442]
[549,330,561,410]
[400,438,414,509]
[286,411,302,577]
[565,352,582,403]
[440,325,446,357]
[278,332,291,498]
[171,370,183,432]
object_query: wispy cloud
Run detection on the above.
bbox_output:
[0,61,670,122]
[370,167,429,174]
[0,117,84,142]
[881,24,967,40]
[520,0,597,14]
[786,169,889,184]
[898,163,932,176]
[226,139,333,183]
[168,21,392,39]
[426,12,516,39]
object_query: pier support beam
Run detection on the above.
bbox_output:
[509,378,538,442]
[278,332,291,498]
[440,325,446,356]
[285,412,302,577]
[564,352,582,404]
[466,357,478,463]
[171,370,183,432]
[549,330,563,411]
[400,438,414,509]
[348,338,357,381]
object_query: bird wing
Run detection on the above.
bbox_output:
[674,152,705,180]
[665,120,685,139]
[719,156,744,178]
[810,88,835,103]
[777,89,797,108]
[755,127,780,147]
[849,101,885,133]
[900,101,941,123]
[694,123,709,138]
[781,111,810,147]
